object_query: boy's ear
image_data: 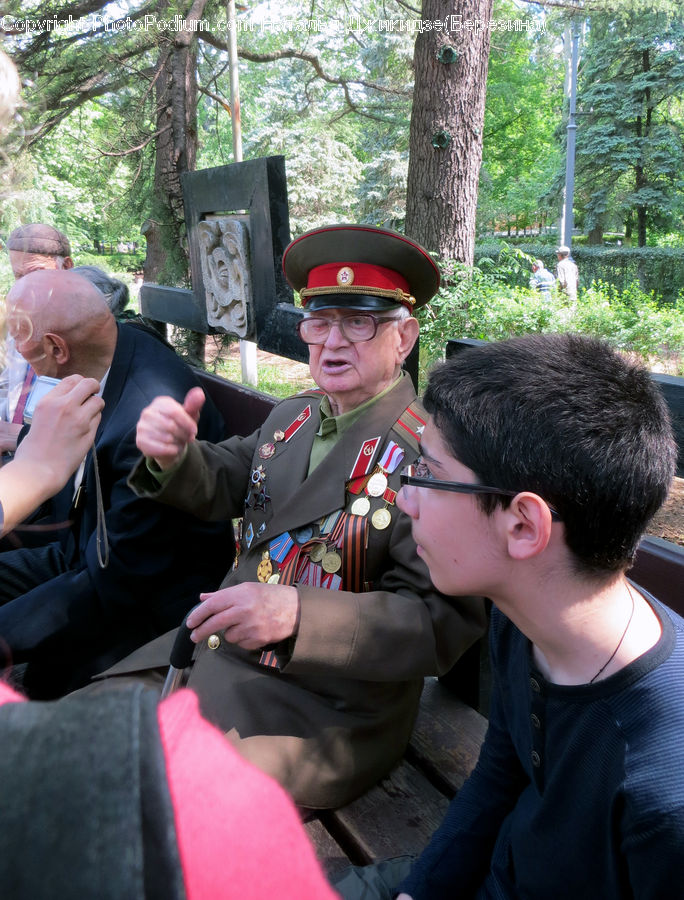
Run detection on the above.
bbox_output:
[503,492,555,561]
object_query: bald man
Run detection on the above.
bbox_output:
[1,224,74,433]
[0,270,232,698]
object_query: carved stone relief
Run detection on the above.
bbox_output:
[197,217,253,338]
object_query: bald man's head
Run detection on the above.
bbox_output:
[7,269,117,380]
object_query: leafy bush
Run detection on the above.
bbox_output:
[418,256,684,385]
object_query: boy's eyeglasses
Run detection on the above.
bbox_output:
[400,459,562,522]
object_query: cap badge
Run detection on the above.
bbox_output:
[337,266,354,286]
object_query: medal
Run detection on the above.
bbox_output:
[309,542,326,563]
[366,471,388,497]
[320,510,343,535]
[267,573,280,584]
[244,522,254,548]
[371,507,392,530]
[273,429,285,442]
[270,532,294,563]
[350,496,371,516]
[322,551,342,574]
[257,551,273,583]
[259,442,276,459]
[294,525,314,544]
[251,465,266,485]
[252,490,270,511]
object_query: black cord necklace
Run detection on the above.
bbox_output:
[589,584,636,683]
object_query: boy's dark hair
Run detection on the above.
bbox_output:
[423,334,676,575]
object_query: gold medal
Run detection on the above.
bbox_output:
[267,572,280,584]
[309,542,326,563]
[371,507,392,530]
[207,634,221,650]
[366,471,388,497]
[322,551,342,574]
[257,550,273,583]
[351,496,371,516]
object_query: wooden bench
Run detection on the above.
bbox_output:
[195,365,684,877]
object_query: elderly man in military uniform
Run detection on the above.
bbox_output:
[99,224,486,810]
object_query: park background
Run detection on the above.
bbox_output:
[1,0,683,541]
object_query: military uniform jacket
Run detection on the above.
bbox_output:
[115,374,486,809]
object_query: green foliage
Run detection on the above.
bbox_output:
[575,6,684,243]
[418,254,684,383]
[477,1,564,234]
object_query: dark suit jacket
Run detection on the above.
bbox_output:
[0,323,233,694]
[112,374,487,808]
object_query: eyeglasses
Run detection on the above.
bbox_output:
[297,314,401,345]
[400,459,562,521]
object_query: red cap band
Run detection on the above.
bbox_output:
[306,262,410,294]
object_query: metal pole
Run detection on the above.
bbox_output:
[227,0,258,386]
[561,22,580,249]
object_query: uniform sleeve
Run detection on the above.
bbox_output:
[128,431,258,522]
[158,690,339,900]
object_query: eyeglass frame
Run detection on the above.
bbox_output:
[296,312,403,345]
[399,465,562,522]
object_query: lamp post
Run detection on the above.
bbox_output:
[227,0,258,386]
[560,19,581,249]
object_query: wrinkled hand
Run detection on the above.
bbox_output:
[136,386,205,470]
[186,583,300,650]
[16,374,103,490]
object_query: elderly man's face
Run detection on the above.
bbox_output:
[307,309,418,416]
[9,250,65,280]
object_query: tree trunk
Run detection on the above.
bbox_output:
[588,224,603,245]
[144,0,207,365]
[405,0,494,263]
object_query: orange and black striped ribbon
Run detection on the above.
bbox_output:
[340,513,367,594]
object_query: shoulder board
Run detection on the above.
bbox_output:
[394,401,427,452]
[294,388,325,398]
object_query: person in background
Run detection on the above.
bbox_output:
[72,264,130,317]
[6,223,73,280]
[96,223,486,811]
[334,333,680,900]
[529,258,555,298]
[1,223,74,436]
[555,245,579,303]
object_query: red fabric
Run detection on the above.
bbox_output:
[158,690,339,900]
[0,682,24,705]
[0,683,337,899]
[307,261,410,294]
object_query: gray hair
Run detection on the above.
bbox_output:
[72,265,130,317]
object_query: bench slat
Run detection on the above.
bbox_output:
[408,678,487,796]
[325,759,449,863]
[304,818,351,878]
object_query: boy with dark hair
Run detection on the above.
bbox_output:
[335,333,682,900]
